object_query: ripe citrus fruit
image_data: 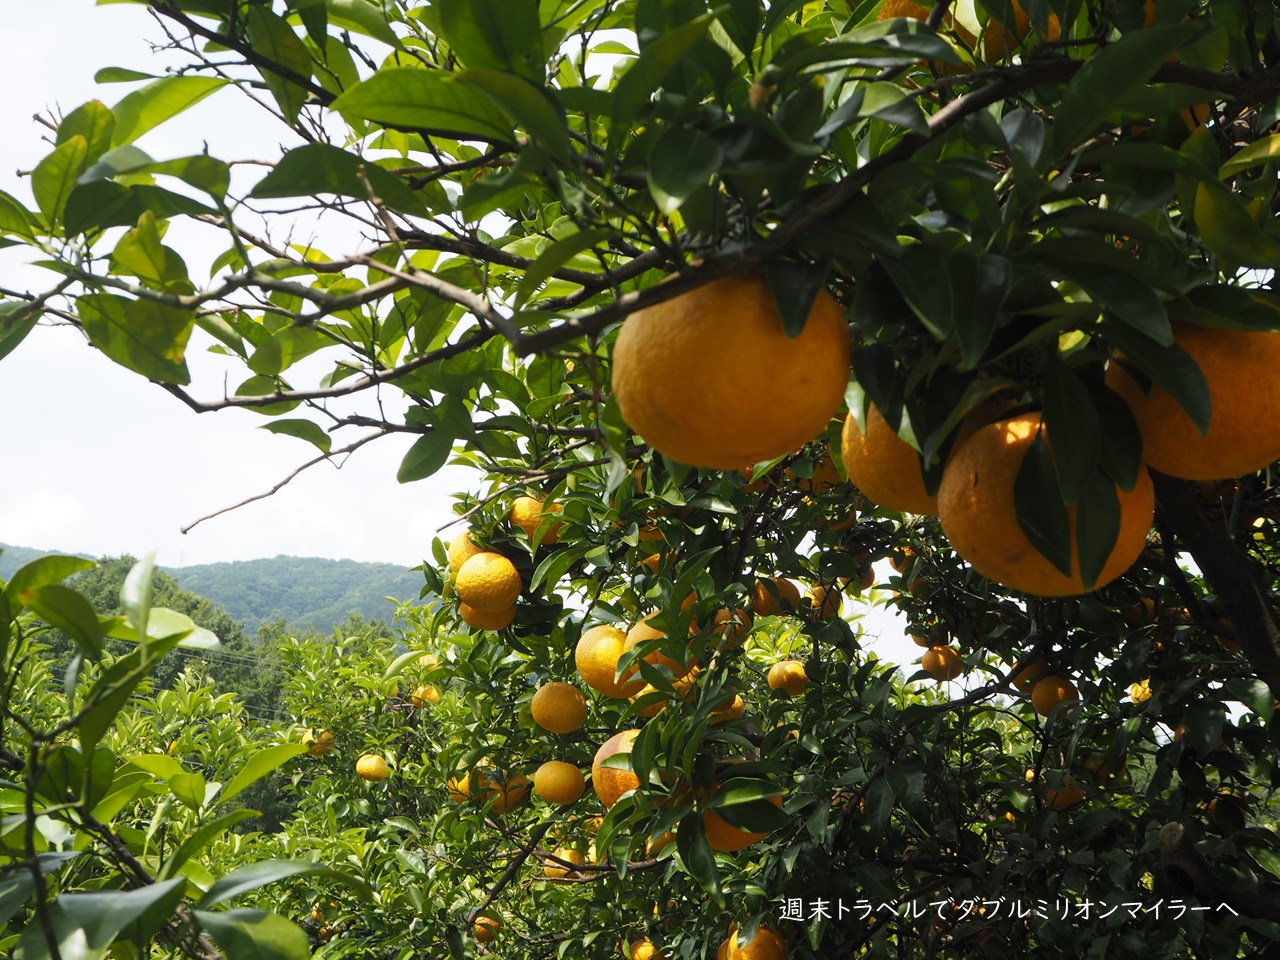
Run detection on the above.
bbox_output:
[703,793,782,852]
[625,611,696,678]
[474,915,501,942]
[543,847,586,880]
[720,923,788,960]
[1030,675,1080,718]
[610,275,851,470]
[841,406,938,514]
[1009,658,1049,692]
[471,768,531,813]
[921,645,964,681]
[532,760,586,806]
[356,754,389,782]
[531,681,587,734]
[1106,324,1280,480]
[937,413,1154,596]
[592,729,641,808]
[576,625,644,698]
[303,728,335,756]
[628,937,664,960]
[447,529,483,576]
[1044,775,1086,810]
[446,773,470,803]
[455,552,522,611]
[767,660,810,696]
[751,578,801,616]
[459,602,516,630]
[510,494,564,543]
[805,584,842,620]
[711,693,746,723]
[411,684,440,706]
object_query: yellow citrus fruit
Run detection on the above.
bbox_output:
[767,660,810,696]
[1106,324,1280,480]
[418,653,440,672]
[628,937,664,960]
[1130,679,1152,703]
[455,552,522,611]
[472,769,531,813]
[1044,776,1086,810]
[841,406,938,515]
[592,729,641,808]
[721,923,788,960]
[711,693,746,723]
[751,578,802,616]
[303,728,335,756]
[447,530,483,576]
[459,602,516,630]
[576,625,644,698]
[356,754,389,782]
[703,793,782,852]
[411,684,440,706]
[921,645,964,681]
[806,584,842,620]
[625,611,696,678]
[532,760,586,806]
[510,494,564,543]
[474,915,501,943]
[531,681,587,734]
[610,275,850,470]
[446,773,470,803]
[938,413,1154,596]
[543,847,586,880]
[1030,675,1080,718]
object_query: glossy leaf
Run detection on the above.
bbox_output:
[327,0,400,46]
[5,555,95,599]
[1014,432,1073,579]
[219,744,309,806]
[1194,182,1280,269]
[397,431,454,483]
[193,909,310,960]
[56,101,116,164]
[251,143,424,213]
[246,7,313,123]
[332,68,514,143]
[647,126,724,215]
[436,0,545,82]
[609,16,713,151]
[32,136,89,227]
[18,585,104,659]
[0,300,39,363]
[1074,470,1121,592]
[110,76,228,147]
[260,419,332,453]
[1104,322,1210,435]
[14,877,185,960]
[76,294,193,385]
[196,859,372,908]
[1042,357,1100,505]
[676,813,722,907]
[456,69,570,159]
[766,257,834,338]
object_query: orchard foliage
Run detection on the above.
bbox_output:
[5,0,1280,957]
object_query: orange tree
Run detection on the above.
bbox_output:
[4,0,1280,957]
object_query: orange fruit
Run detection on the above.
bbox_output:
[592,730,641,808]
[877,0,976,44]
[938,413,1154,595]
[469,768,531,813]
[532,760,586,805]
[703,793,782,852]
[1106,324,1280,480]
[921,646,964,681]
[543,847,586,880]
[510,494,564,543]
[455,552,522,611]
[576,625,644,698]
[1009,658,1049,692]
[711,693,746,723]
[474,915,501,943]
[1044,776,1086,810]
[1030,675,1080,718]
[625,611,696,678]
[712,606,753,649]
[411,684,440,706]
[610,275,850,470]
[806,584,842,620]
[531,681,588,734]
[356,754,389,782]
[447,529,483,576]
[751,578,802,616]
[841,406,937,514]
[982,0,1060,60]
[767,660,810,696]
[721,923,788,960]
[303,728,335,756]
[446,774,470,803]
[628,937,665,960]
[458,602,516,630]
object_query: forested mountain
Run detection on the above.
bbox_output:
[0,543,431,633]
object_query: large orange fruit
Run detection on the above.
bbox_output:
[592,730,642,808]
[1105,323,1280,480]
[576,625,644,698]
[841,406,938,515]
[937,413,1154,595]
[610,275,850,470]
[455,552,522,611]
[703,793,782,852]
[625,611,696,678]
[721,923,788,960]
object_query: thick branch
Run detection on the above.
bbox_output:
[1160,821,1280,917]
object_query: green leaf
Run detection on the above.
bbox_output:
[220,744,309,806]
[14,877,185,960]
[1074,470,1121,591]
[1104,322,1210,435]
[1051,23,1198,154]
[327,0,401,46]
[77,294,193,384]
[880,246,953,341]
[1014,432,1073,579]
[168,772,207,812]
[32,136,89,227]
[1042,357,1100,505]
[57,101,116,164]
[397,431,453,483]
[120,553,155,641]
[249,143,425,214]
[1057,261,1170,344]
[436,0,545,81]
[111,76,228,147]
[513,228,608,307]
[261,419,332,453]
[196,860,372,909]
[0,871,35,928]
[193,909,310,960]
[0,301,38,364]
[6,555,95,599]
[94,67,159,83]
[609,16,714,150]
[112,211,190,289]
[1218,134,1280,179]
[19,585,104,659]
[1194,181,1280,269]
[1091,381,1144,492]
[78,636,185,753]
[64,181,215,236]
[245,7,314,123]
[0,190,36,239]
[676,814,722,907]
[815,81,927,138]
[157,810,257,880]
[332,68,514,143]
[458,69,570,159]
[766,257,834,338]
[647,126,724,215]
[950,252,1012,369]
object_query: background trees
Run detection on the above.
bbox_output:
[4,0,1280,957]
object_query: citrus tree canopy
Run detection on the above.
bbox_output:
[4,0,1280,958]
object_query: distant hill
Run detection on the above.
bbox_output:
[0,543,430,634]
